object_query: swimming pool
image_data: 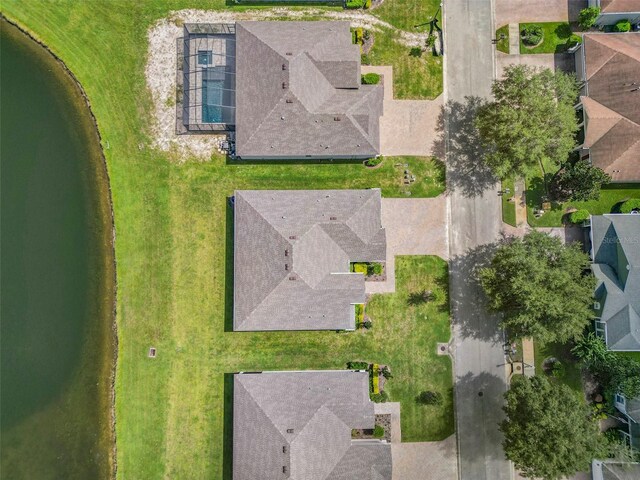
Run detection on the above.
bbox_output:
[202,78,223,123]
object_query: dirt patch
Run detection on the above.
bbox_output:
[145,9,428,160]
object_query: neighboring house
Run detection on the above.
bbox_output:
[233,370,392,480]
[590,214,640,351]
[591,459,640,480]
[587,0,640,26]
[574,33,640,182]
[233,189,386,331]
[180,21,383,160]
[613,393,640,449]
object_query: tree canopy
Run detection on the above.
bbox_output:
[479,231,594,343]
[550,158,610,202]
[476,65,579,179]
[579,7,601,29]
[501,375,600,480]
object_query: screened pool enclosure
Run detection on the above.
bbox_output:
[177,23,236,133]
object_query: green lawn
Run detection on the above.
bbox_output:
[365,27,443,99]
[496,24,509,54]
[526,173,640,227]
[374,0,440,32]
[1,1,450,478]
[501,177,517,227]
[519,22,581,54]
[534,340,583,397]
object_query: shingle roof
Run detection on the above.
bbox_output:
[591,214,640,350]
[233,371,392,480]
[233,189,386,331]
[599,0,640,14]
[234,21,383,159]
[581,33,640,182]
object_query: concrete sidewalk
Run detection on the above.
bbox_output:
[392,435,458,480]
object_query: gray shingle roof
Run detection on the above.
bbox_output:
[591,214,640,351]
[233,189,386,331]
[233,371,392,480]
[234,21,383,159]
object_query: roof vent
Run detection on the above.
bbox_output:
[283,446,287,453]
[284,249,289,257]
[334,116,341,121]
[285,52,293,56]
[330,216,337,221]
[289,276,296,281]
[285,264,289,271]
[282,82,288,89]
[287,428,294,433]
[282,64,287,70]
[283,466,288,473]
[286,99,293,104]
[289,235,297,240]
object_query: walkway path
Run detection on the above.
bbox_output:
[508,24,519,55]
[444,0,512,479]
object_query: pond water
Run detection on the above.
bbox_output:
[1,19,115,479]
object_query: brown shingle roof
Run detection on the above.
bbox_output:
[581,33,640,182]
[599,0,640,14]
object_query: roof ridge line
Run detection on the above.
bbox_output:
[236,378,293,443]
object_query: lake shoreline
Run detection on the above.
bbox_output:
[1,14,119,479]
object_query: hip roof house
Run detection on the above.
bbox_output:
[590,214,640,351]
[233,189,386,331]
[587,0,640,26]
[233,371,392,480]
[574,33,640,182]
[180,21,383,159]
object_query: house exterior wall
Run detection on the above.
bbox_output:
[596,12,640,25]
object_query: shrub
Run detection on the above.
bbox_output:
[381,366,392,379]
[521,25,543,46]
[416,390,443,405]
[352,263,368,274]
[354,27,364,45]
[579,7,600,29]
[371,391,388,403]
[355,304,364,324]
[409,46,423,57]
[569,209,590,224]
[361,320,372,329]
[373,425,384,438]
[360,54,371,65]
[345,0,365,9]
[347,361,369,370]
[614,19,631,32]
[364,157,382,167]
[361,73,381,85]
[372,263,383,275]
[620,198,640,214]
[364,0,371,8]
[550,360,565,378]
[371,364,380,394]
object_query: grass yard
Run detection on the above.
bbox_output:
[1,1,450,478]
[533,340,583,397]
[501,177,516,227]
[365,27,443,99]
[519,22,581,54]
[373,0,440,32]
[526,174,640,227]
[496,24,509,54]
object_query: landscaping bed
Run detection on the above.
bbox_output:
[501,177,516,227]
[495,24,509,54]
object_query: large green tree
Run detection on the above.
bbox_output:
[550,158,610,202]
[501,376,600,480]
[476,65,579,180]
[479,231,594,343]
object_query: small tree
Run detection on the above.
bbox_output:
[479,231,594,343]
[521,25,543,46]
[416,391,443,405]
[569,209,590,224]
[550,159,610,202]
[579,7,601,29]
[501,376,600,480]
[476,65,580,182]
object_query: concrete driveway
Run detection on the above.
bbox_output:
[366,196,448,294]
[495,0,587,27]
[362,66,442,158]
[497,51,576,78]
[392,435,458,480]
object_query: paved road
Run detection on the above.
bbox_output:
[443,1,512,480]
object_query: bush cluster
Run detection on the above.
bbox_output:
[345,0,365,9]
[578,7,600,29]
[416,390,443,406]
[614,19,631,32]
[370,391,388,403]
[346,361,369,370]
[373,425,385,438]
[620,198,640,214]
[521,25,543,46]
[361,73,381,85]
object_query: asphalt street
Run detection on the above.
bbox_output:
[443,1,512,479]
